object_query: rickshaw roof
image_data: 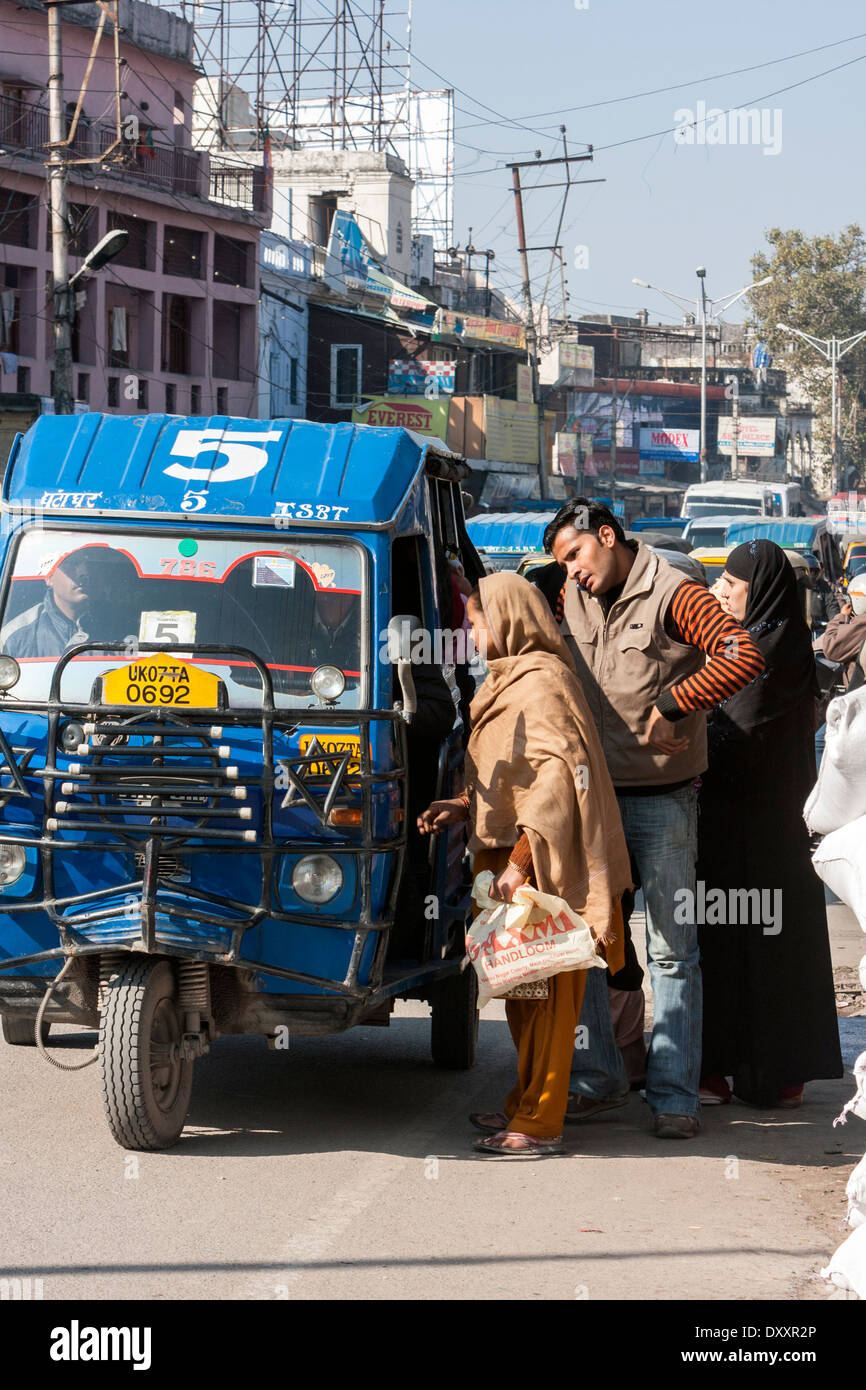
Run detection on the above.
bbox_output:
[3,413,467,529]
[466,512,560,553]
[722,517,826,548]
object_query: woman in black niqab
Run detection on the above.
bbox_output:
[698,540,842,1107]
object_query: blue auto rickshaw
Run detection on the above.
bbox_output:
[0,414,484,1149]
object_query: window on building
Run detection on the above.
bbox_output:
[216,386,228,415]
[290,356,298,407]
[330,344,362,408]
[108,305,129,368]
[190,383,201,414]
[77,373,89,402]
[107,377,119,408]
[16,365,28,393]
[161,294,191,375]
[0,264,19,353]
[172,89,185,146]
[212,301,241,380]
[213,234,251,287]
[107,211,153,271]
[309,194,338,246]
[0,191,36,249]
[135,379,147,410]
[163,225,203,278]
[165,382,176,413]
[395,221,403,255]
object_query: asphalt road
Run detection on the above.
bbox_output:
[1,980,861,1302]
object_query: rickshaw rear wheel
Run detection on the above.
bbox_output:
[430,964,478,1070]
[99,958,194,1151]
[2,1014,50,1046]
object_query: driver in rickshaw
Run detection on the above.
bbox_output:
[0,545,126,659]
[307,587,361,672]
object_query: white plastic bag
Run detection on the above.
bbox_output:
[821,1222,866,1299]
[834,1049,866,1128]
[466,870,605,1006]
[812,817,866,932]
[845,1152,866,1231]
[804,685,866,834]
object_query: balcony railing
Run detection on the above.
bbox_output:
[0,94,266,212]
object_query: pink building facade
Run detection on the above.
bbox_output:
[0,0,268,417]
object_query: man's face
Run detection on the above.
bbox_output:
[48,553,106,613]
[315,591,355,631]
[551,523,620,596]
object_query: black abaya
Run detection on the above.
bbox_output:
[698,541,842,1103]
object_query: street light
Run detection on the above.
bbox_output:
[776,322,866,495]
[632,269,773,483]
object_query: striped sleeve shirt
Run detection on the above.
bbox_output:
[655,581,765,721]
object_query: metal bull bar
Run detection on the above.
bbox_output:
[0,642,408,1000]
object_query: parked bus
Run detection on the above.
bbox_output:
[680,480,802,520]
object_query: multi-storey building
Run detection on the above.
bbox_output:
[0,0,268,422]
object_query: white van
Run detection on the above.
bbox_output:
[680,480,801,520]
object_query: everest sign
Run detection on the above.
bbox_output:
[639,427,700,464]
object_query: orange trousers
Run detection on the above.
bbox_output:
[475,847,623,1140]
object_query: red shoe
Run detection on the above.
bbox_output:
[699,1075,732,1105]
[778,1085,804,1109]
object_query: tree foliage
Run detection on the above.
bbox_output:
[747,226,866,487]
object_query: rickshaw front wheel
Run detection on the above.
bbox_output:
[430,964,479,1070]
[2,1014,50,1046]
[99,958,194,1151]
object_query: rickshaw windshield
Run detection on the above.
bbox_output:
[0,529,365,709]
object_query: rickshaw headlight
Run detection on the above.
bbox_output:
[0,843,26,887]
[292,854,343,904]
[0,654,20,690]
[310,665,345,702]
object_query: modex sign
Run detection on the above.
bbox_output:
[717,416,777,456]
[353,395,449,440]
[639,426,700,464]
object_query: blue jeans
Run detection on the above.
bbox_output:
[570,785,702,1118]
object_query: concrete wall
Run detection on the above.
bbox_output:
[264,150,413,280]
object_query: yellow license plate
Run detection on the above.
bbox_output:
[299,734,361,777]
[102,654,220,708]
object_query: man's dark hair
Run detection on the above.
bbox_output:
[542,497,626,553]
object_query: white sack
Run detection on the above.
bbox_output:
[805,686,866,834]
[812,817,866,932]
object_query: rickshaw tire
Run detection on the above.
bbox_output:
[99,958,194,1151]
[430,964,479,1070]
[2,1014,50,1046]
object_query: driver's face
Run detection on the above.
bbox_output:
[315,592,356,630]
[48,553,109,611]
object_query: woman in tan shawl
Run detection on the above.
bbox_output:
[418,572,631,1157]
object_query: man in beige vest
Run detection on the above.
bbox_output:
[541,499,764,1138]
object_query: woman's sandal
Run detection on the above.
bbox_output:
[472,1131,564,1158]
[469,1111,509,1134]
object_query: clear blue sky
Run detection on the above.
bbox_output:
[411,0,865,325]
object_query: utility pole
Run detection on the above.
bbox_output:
[508,148,601,502]
[608,331,618,496]
[46,1,73,415]
[697,269,708,483]
[777,323,866,495]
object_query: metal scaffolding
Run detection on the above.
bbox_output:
[162,1,413,153]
